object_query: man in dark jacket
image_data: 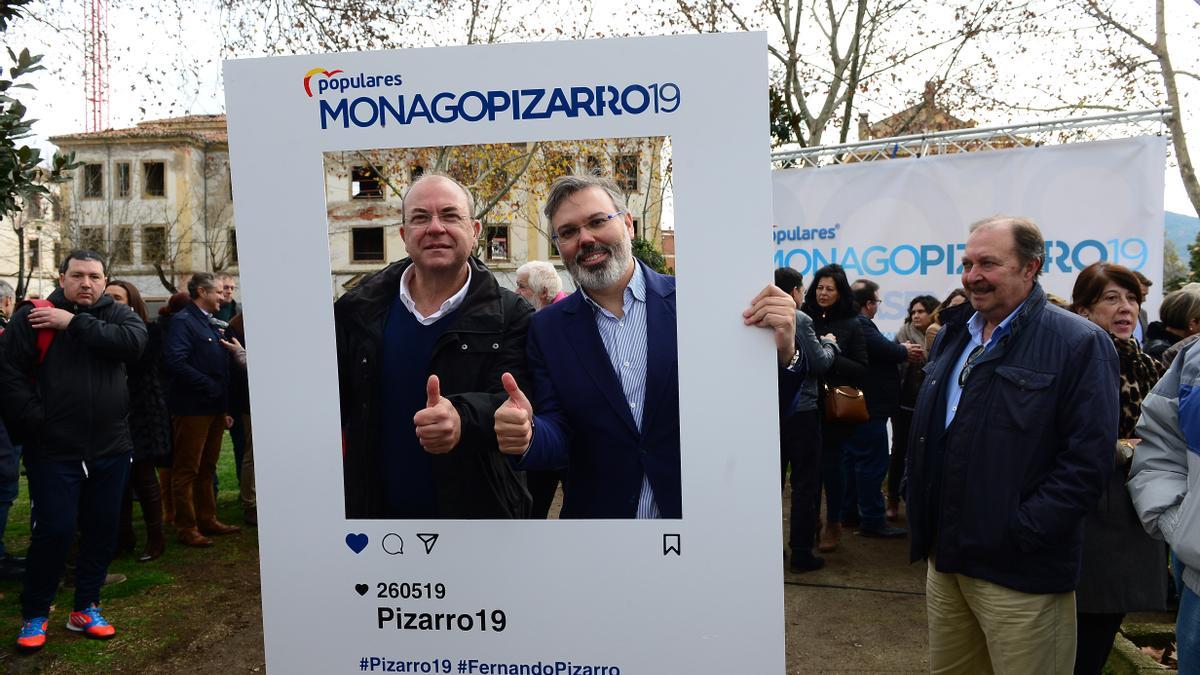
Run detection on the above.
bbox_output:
[164,272,237,547]
[335,174,533,519]
[0,250,147,651]
[843,279,918,538]
[906,217,1118,672]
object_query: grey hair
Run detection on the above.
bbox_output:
[187,272,217,299]
[969,215,1045,279]
[517,260,562,299]
[0,280,13,303]
[401,172,476,223]
[1160,285,1200,330]
[542,174,627,224]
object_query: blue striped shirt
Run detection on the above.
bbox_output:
[580,263,658,518]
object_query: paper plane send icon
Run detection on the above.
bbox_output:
[416,533,439,554]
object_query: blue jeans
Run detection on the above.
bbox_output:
[1177,553,1200,674]
[840,416,890,530]
[21,454,130,618]
[0,443,21,559]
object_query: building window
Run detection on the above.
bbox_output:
[585,155,603,177]
[52,242,62,270]
[116,162,131,198]
[27,238,39,269]
[351,165,383,200]
[111,227,132,264]
[143,161,166,197]
[486,225,509,262]
[143,226,167,262]
[229,228,238,263]
[351,227,385,263]
[615,154,639,192]
[549,236,561,259]
[83,164,103,198]
[80,226,105,252]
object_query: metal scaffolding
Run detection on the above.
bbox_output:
[770,108,1172,168]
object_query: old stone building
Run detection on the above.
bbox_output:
[51,115,237,303]
[324,136,670,297]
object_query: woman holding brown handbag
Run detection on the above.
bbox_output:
[801,264,867,553]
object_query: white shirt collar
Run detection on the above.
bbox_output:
[399,263,472,326]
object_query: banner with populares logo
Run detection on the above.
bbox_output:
[773,136,1167,335]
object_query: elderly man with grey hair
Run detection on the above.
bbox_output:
[0,280,15,328]
[904,215,1119,672]
[515,261,565,311]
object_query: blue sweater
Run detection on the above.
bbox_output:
[377,297,458,518]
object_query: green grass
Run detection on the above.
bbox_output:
[0,434,256,670]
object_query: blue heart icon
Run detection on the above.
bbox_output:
[346,533,369,554]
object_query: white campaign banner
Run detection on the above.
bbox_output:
[225,35,785,673]
[772,136,1167,335]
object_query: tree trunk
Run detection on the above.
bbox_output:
[1154,0,1200,216]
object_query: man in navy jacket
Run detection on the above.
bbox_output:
[905,216,1118,672]
[493,175,802,518]
[164,272,236,547]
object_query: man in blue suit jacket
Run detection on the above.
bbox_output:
[494,175,803,518]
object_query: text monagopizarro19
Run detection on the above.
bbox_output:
[774,236,1149,277]
[319,83,682,129]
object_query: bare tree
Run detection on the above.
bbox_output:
[1081,0,1199,216]
[666,0,1020,148]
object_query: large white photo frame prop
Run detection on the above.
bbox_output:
[225,34,786,674]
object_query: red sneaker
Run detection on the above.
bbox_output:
[66,604,116,639]
[16,617,48,652]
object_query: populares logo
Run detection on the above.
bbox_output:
[304,68,344,97]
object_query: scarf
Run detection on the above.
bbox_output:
[1113,334,1163,439]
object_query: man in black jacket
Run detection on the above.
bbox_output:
[0,250,147,651]
[335,174,533,519]
[906,217,1118,672]
[843,280,919,538]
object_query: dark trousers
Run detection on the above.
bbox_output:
[781,410,822,554]
[1074,611,1125,674]
[21,454,130,618]
[527,470,564,519]
[230,415,246,483]
[840,416,891,529]
[0,444,21,559]
[818,424,852,524]
[889,409,913,502]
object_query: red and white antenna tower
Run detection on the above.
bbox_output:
[84,0,110,132]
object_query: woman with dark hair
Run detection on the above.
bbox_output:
[1069,262,1168,674]
[887,294,938,520]
[107,281,172,562]
[801,264,868,552]
[923,288,968,353]
[154,291,191,524]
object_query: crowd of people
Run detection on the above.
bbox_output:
[778,216,1200,673]
[0,261,251,652]
[2,169,1199,674]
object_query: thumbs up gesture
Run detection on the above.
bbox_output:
[414,375,461,454]
[494,372,534,455]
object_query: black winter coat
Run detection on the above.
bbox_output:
[0,289,147,462]
[857,314,908,419]
[335,256,534,519]
[905,285,1119,594]
[163,303,230,416]
[127,321,172,462]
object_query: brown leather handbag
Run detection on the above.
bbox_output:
[824,384,869,424]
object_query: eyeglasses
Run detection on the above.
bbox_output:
[552,211,623,242]
[958,344,985,387]
[406,211,467,229]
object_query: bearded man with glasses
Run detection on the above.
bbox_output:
[904,216,1119,673]
[492,174,804,519]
